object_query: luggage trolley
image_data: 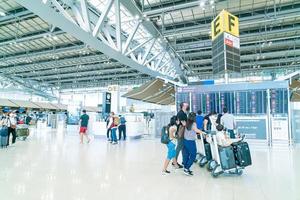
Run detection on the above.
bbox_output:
[196,131,213,168]
[205,132,218,172]
[208,131,244,178]
[16,124,30,141]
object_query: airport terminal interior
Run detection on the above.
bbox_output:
[0,0,300,199]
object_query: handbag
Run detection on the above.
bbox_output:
[9,118,17,129]
[177,125,185,139]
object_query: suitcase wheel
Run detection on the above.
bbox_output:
[212,164,223,178]
[199,156,207,167]
[237,169,243,176]
[207,160,218,172]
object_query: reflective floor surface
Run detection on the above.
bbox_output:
[0,127,299,200]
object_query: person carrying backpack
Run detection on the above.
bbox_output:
[161,116,181,175]
[107,112,119,145]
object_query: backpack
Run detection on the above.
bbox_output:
[161,126,170,144]
[113,117,120,126]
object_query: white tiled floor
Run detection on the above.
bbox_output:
[0,127,300,200]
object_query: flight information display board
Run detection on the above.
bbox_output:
[176,92,189,111]
[177,89,287,114]
[270,89,288,114]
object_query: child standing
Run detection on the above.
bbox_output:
[162,116,180,175]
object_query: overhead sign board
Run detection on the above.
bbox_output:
[211,10,239,41]
[224,32,240,49]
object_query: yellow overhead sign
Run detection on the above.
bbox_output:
[211,10,239,41]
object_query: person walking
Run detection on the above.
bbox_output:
[118,115,127,140]
[182,112,204,176]
[79,110,91,144]
[25,114,32,125]
[221,107,236,139]
[106,113,112,141]
[162,116,180,175]
[175,102,190,168]
[7,112,17,147]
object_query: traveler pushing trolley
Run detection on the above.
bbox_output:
[205,124,251,177]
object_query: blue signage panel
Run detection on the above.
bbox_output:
[236,118,267,140]
[179,81,288,93]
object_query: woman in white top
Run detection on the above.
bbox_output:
[162,116,180,175]
[7,112,17,146]
[216,124,243,147]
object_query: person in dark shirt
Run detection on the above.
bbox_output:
[25,115,32,125]
[118,115,127,140]
[203,113,212,131]
[79,110,90,144]
[174,102,190,168]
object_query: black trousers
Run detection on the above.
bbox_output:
[106,128,111,139]
[118,125,126,140]
[7,127,17,145]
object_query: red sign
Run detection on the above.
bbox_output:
[225,38,233,47]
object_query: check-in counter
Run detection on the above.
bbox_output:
[92,113,146,139]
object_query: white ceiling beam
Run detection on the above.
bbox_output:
[141,38,156,64]
[125,37,153,56]
[80,0,91,32]
[14,0,176,82]
[122,21,140,54]
[92,0,114,37]
[114,0,122,52]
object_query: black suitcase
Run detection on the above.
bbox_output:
[232,142,252,167]
[218,146,236,170]
[204,143,212,161]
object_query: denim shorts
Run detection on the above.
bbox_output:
[167,141,176,160]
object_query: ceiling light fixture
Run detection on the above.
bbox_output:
[0,11,6,16]
[268,41,272,46]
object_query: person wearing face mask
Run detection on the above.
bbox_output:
[174,102,190,168]
[7,111,17,146]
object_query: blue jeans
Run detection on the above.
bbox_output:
[111,128,117,142]
[228,129,235,139]
[182,139,197,170]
